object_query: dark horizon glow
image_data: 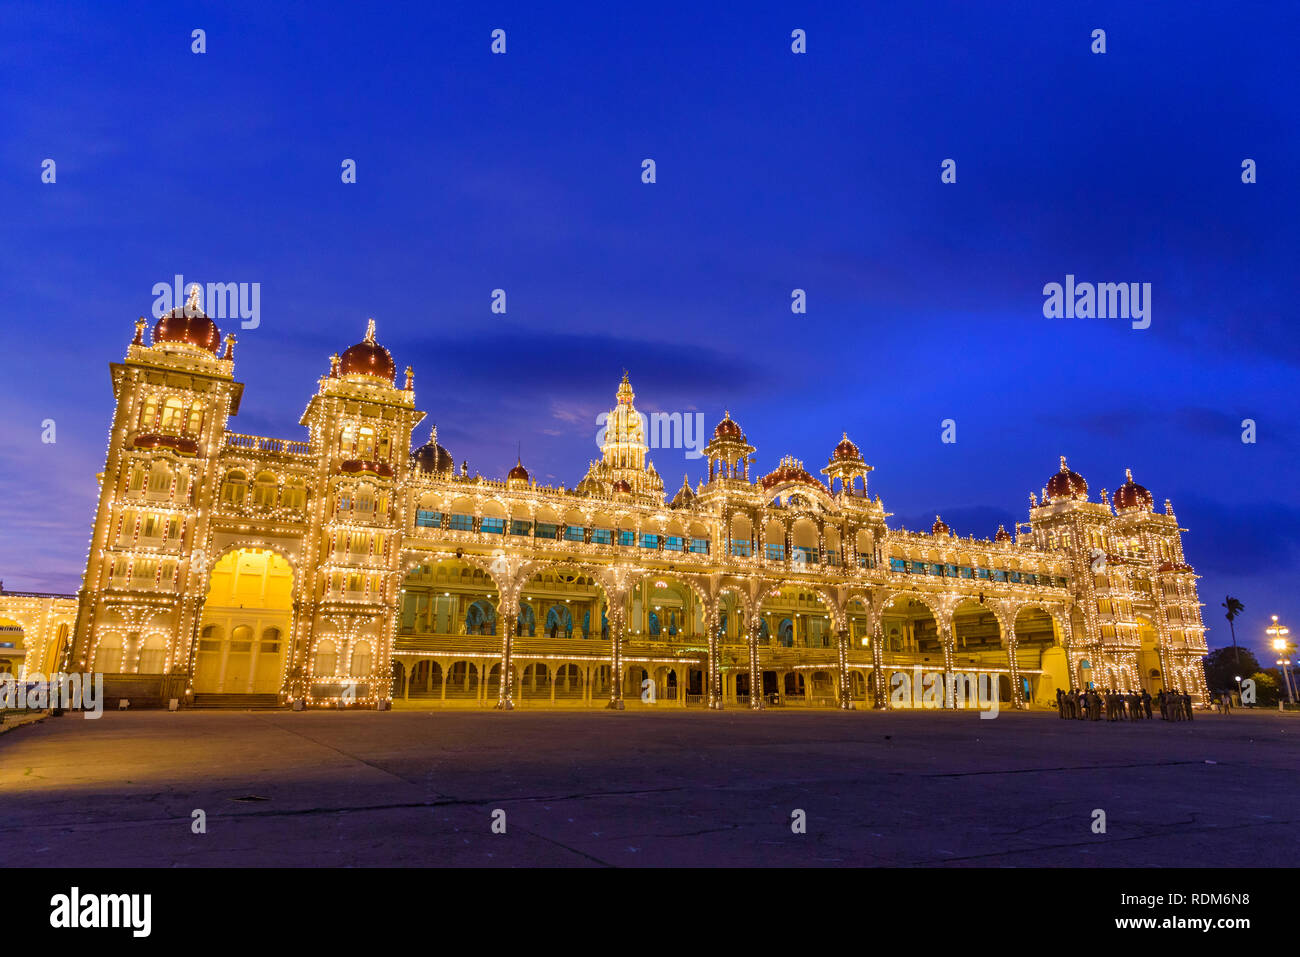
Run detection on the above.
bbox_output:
[1,1,1296,660]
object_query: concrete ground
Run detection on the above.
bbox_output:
[0,708,1295,867]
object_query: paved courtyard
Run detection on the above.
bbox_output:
[0,708,1295,867]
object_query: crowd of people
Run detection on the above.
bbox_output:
[1055,687,1196,721]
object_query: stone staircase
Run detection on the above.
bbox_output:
[190,693,282,710]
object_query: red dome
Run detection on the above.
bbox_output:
[1112,468,1154,512]
[761,456,823,491]
[1045,455,1088,501]
[413,441,453,474]
[337,319,395,383]
[670,476,696,508]
[612,479,632,494]
[932,515,950,536]
[507,460,530,484]
[832,432,862,461]
[994,524,1012,542]
[714,411,744,440]
[153,311,220,354]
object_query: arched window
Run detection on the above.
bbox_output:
[94,635,123,673]
[159,397,185,431]
[220,470,248,506]
[186,405,204,434]
[252,471,277,508]
[350,640,372,677]
[465,600,497,636]
[283,477,306,511]
[356,427,376,459]
[778,618,794,647]
[138,395,159,429]
[312,640,337,676]
[354,486,375,513]
[138,635,168,673]
[147,463,172,495]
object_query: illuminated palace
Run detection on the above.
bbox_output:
[48,296,1209,710]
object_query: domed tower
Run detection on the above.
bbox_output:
[821,432,874,496]
[576,372,665,503]
[411,424,455,477]
[70,285,244,692]
[702,411,755,483]
[293,318,425,701]
[1112,468,1153,513]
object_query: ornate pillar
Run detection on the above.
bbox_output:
[706,606,722,710]
[939,623,956,709]
[606,614,625,710]
[748,613,764,710]
[1006,617,1024,709]
[836,627,853,709]
[871,622,888,709]
[495,616,515,709]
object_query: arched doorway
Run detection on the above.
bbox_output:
[1136,616,1164,695]
[1013,606,1067,706]
[951,599,1010,705]
[195,548,293,694]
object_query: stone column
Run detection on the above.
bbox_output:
[1006,620,1024,709]
[872,623,888,709]
[606,616,625,710]
[706,607,722,710]
[940,624,956,709]
[836,627,853,709]
[748,614,764,710]
[495,617,515,710]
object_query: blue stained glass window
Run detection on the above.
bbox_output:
[689,537,709,554]
[481,517,505,534]
[448,513,473,531]
[415,510,442,528]
[591,528,613,545]
[618,529,635,547]
[766,543,785,561]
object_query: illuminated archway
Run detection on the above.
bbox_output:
[195,548,294,694]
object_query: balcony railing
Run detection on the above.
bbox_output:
[224,432,312,456]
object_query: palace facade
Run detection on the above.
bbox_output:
[58,297,1209,709]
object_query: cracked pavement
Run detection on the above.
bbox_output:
[1,709,1296,866]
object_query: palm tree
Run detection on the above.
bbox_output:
[1223,596,1245,668]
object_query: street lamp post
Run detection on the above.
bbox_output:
[1268,615,1295,705]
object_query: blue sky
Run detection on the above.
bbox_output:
[1,0,1296,660]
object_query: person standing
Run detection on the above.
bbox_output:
[1142,689,1152,719]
